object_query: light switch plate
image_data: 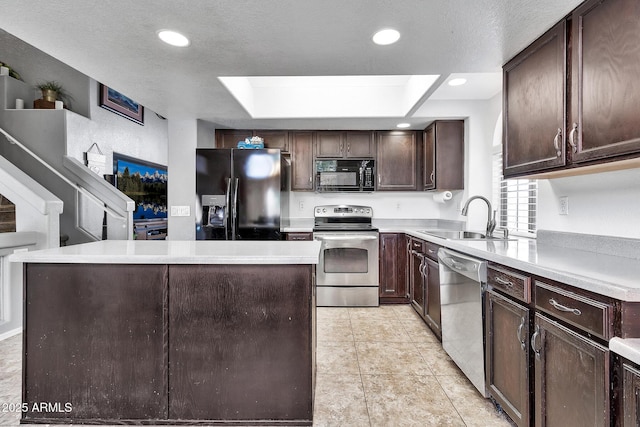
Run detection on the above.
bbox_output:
[171,205,191,217]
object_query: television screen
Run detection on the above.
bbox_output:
[112,153,167,221]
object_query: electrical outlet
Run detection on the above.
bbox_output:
[170,205,191,217]
[396,203,401,210]
[559,196,569,215]
[299,201,305,211]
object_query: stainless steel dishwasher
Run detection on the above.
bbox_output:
[438,248,488,397]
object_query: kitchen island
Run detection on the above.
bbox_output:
[10,240,321,426]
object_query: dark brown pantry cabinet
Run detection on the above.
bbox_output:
[215,129,289,153]
[423,120,465,191]
[503,21,567,177]
[376,131,418,190]
[378,233,407,303]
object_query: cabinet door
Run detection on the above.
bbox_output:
[423,125,436,190]
[410,250,425,316]
[290,131,315,191]
[23,264,168,421]
[570,0,640,163]
[485,291,530,427]
[216,130,252,148]
[424,257,441,338]
[315,131,344,158]
[168,264,313,421]
[256,130,289,154]
[345,131,376,158]
[532,313,609,427]
[379,233,407,302]
[503,21,567,177]
[376,131,418,190]
[623,363,640,427]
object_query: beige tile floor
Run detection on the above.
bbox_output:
[0,305,512,426]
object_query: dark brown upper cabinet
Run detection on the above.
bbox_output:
[215,130,253,149]
[569,0,640,164]
[290,131,315,191]
[376,131,418,191]
[503,21,567,178]
[315,131,375,158]
[216,130,289,153]
[423,120,465,191]
[504,0,640,178]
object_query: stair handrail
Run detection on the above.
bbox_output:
[0,126,134,240]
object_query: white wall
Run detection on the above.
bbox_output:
[538,168,640,239]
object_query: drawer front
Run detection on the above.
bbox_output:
[535,280,611,340]
[286,232,313,241]
[488,265,531,303]
[411,238,424,252]
[424,242,440,261]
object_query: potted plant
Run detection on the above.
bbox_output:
[0,61,23,80]
[35,81,68,103]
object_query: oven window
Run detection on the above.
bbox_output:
[323,248,368,273]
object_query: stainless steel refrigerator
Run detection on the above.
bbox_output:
[195,148,290,240]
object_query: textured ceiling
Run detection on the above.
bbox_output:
[0,1,583,129]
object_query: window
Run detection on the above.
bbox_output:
[492,149,537,236]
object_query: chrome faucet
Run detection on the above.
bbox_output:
[461,195,496,237]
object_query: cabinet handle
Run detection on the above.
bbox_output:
[309,176,312,183]
[430,171,435,184]
[495,277,514,288]
[347,142,350,153]
[340,142,344,153]
[427,249,435,254]
[378,174,381,185]
[569,122,578,153]
[549,298,582,316]
[530,325,542,361]
[516,316,526,352]
[553,128,562,157]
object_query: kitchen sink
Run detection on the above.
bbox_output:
[419,230,515,241]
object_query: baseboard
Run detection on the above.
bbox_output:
[0,326,22,341]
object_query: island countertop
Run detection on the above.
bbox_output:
[9,240,322,265]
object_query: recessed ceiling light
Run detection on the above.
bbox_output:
[158,30,190,47]
[372,29,400,45]
[396,123,411,128]
[448,78,467,86]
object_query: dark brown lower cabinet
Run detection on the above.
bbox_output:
[23,263,169,421]
[533,313,609,427]
[423,257,441,339]
[409,245,425,316]
[379,233,408,303]
[623,362,640,426]
[168,264,313,422]
[486,290,530,427]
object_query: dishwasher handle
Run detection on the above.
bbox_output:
[438,248,487,283]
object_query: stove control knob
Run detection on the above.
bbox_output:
[365,208,371,214]
[322,208,327,213]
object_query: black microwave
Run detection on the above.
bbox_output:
[315,159,375,192]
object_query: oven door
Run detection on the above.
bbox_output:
[313,231,379,306]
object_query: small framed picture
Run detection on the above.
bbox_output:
[99,84,144,125]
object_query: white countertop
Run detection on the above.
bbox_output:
[402,228,640,302]
[9,240,322,265]
[610,338,640,365]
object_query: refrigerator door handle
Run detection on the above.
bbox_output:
[225,177,232,240]
[232,178,239,240]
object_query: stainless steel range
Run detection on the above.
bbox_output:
[313,205,379,307]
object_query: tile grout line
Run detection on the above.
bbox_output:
[348,307,373,427]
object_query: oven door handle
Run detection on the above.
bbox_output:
[314,235,378,241]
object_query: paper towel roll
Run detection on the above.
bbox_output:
[433,191,453,204]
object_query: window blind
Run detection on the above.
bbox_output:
[492,151,537,236]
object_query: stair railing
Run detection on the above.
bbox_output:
[0,126,134,241]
